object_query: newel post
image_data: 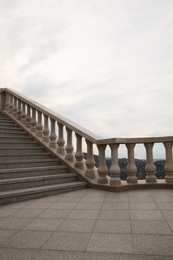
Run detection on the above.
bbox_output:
[164,142,173,183]
[97,144,108,184]
[85,140,96,178]
[109,144,121,185]
[144,143,157,183]
[126,143,137,183]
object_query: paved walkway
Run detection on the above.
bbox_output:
[0,188,173,260]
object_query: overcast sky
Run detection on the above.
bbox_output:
[0,0,173,158]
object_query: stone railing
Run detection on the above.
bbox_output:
[0,88,173,191]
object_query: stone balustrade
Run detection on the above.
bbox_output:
[1,88,173,191]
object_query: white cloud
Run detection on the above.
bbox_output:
[0,0,173,158]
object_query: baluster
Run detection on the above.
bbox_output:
[85,140,96,178]
[20,101,26,122]
[36,111,43,137]
[25,104,31,127]
[164,142,173,183]
[5,92,10,111]
[9,94,14,113]
[144,143,157,182]
[16,99,22,119]
[74,133,84,169]
[97,144,108,184]
[109,144,121,185]
[57,123,65,154]
[42,114,50,143]
[30,107,37,132]
[65,127,74,161]
[13,97,17,116]
[126,143,137,183]
[49,118,57,148]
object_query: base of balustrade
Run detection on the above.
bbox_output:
[87,179,173,192]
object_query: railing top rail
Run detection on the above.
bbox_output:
[2,88,173,145]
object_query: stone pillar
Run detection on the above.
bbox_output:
[97,144,108,184]
[0,89,6,111]
[16,99,22,120]
[42,114,50,143]
[126,143,137,183]
[65,127,74,161]
[49,118,57,148]
[36,111,43,137]
[164,142,173,183]
[20,101,26,122]
[25,104,31,127]
[30,107,37,132]
[57,123,65,154]
[74,133,84,169]
[9,94,14,113]
[144,143,157,183]
[109,144,121,185]
[5,92,10,111]
[12,97,18,117]
[85,140,96,178]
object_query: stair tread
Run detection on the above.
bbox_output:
[0,182,87,197]
[0,173,77,184]
[0,165,65,173]
[0,158,59,163]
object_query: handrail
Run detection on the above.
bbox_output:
[0,87,173,191]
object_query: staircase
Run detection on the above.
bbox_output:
[0,112,87,204]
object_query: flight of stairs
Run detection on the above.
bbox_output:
[0,112,87,204]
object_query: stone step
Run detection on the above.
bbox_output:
[0,181,87,204]
[0,147,46,154]
[0,141,40,148]
[0,158,60,169]
[0,135,34,141]
[0,165,67,179]
[0,173,77,191]
[0,127,25,132]
[0,153,52,160]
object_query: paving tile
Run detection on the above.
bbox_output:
[12,208,43,218]
[167,220,173,232]
[2,230,52,249]
[0,249,173,260]
[24,202,53,209]
[22,218,63,231]
[161,210,173,220]
[68,209,100,220]
[0,208,18,217]
[86,233,133,254]
[128,191,151,197]
[58,197,82,203]
[102,202,129,210]
[156,202,173,210]
[98,209,130,220]
[129,202,158,210]
[58,219,96,232]
[104,197,128,203]
[0,217,32,230]
[131,220,172,234]
[75,202,102,210]
[0,230,17,245]
[130,210,164,220]
[49,202,77,210]
[80,197,104,203]
[93,220,131,234]
[133,234,173,256]
[42,232,90,251]
[128,197,154,203]
[39,209,72,219]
